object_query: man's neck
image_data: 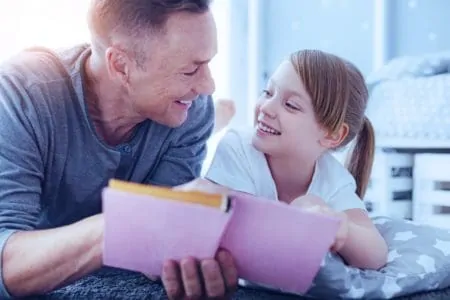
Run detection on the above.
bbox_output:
[266,154,317,203]
[83,55,145,146]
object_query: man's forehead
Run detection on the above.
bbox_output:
[159,11,217,64]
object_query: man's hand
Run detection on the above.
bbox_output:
[162,250,238,299]
[168,180,237,298]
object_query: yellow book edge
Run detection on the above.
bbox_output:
[108,179,231,212]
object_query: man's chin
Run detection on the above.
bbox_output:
[151,116,188,128]
[166,120,187,128]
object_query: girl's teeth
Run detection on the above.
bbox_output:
[258,123,280,135]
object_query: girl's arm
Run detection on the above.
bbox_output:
[292,194,388,270]
[338,209,388,270]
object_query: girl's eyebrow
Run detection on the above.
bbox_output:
[270,78,305,101]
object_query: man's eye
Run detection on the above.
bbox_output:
[183,67,199,76]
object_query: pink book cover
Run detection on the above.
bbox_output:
[102,188,233,276]
[220,193,341,294]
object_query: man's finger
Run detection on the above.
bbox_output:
[161,260,183,300]
[180,257,202,299]
[201,259,226,298]
[217,250,238,293]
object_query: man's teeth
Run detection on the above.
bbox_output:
[178,100,192,104]
[258,122,281,135]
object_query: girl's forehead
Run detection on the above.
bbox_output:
[270,62,310,100]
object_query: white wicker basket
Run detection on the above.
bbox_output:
[413,154,450,229]
[364,151,414,219]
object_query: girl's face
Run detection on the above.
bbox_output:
[251,60,331,161]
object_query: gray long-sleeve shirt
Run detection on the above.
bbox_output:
[0,45,214,298]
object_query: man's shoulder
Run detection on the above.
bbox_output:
[0,45,89,134]
[189,94,214,116]
[0,44,89,88]
[175,94,214,134]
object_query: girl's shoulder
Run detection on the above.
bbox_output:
[310,152,356,198]
[219,127,260,156]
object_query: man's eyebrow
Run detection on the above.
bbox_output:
[192,59,211,65]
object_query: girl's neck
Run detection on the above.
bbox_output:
[266,154,318,204]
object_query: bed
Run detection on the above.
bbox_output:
[26,267,450,300]
[366,50,450,149]
[24,215,450,299]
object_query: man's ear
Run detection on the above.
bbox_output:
[105,46,131,86]
[319,123,349,149]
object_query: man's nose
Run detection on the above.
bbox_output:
[193,66,216,96]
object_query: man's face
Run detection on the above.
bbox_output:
[125,11,217,127]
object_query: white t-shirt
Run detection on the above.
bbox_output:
[205,128,366,212]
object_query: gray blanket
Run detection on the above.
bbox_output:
[24,268,450,300]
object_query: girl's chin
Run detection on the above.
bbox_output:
[251,136,271,153]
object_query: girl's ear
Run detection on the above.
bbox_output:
[319,123,349,149]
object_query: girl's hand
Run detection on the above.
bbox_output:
[291,195,349,252]
[327,211,349,252]
[173,178,231,194]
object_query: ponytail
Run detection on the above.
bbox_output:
[345,117,375,198]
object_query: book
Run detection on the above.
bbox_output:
[102,180,340,294]
[102,181,232,277]
[218,192,339,293]
[108,179,231,211]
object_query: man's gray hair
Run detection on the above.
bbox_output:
[88,0,213,66]
[88,0,212,37]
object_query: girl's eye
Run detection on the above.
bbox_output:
[286,102,301,111]
[261,89,271,97]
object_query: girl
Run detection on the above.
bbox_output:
[204,49,388,270]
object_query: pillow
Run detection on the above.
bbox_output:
[307,217,450,299]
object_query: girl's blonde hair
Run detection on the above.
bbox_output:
[290,49,374,198]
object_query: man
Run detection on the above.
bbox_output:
[0,0,237,299]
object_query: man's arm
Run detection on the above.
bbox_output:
[3,215,103,297]
[148,95,215,186]
[0,75,103,298]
